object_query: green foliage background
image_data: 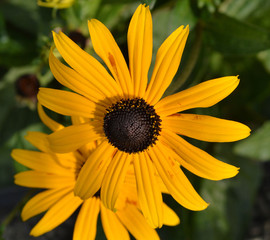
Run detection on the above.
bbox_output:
[1,0,270,239]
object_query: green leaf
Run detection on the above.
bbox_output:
[65,0,102,32]
[95,3,127,29]
[258,49,270,73]
[0,1,38,35]
[152,0,197,46]
[0,1,40,67]
[225,158,262,240]
[234,121,270,161]
[0,21,38,67]
[171,0,197,29]
[219,0,270,20]
[198,0,221,13]
[193,180,230,240]
[203,13,270,55]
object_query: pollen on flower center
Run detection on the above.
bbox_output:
[103,98,161,154]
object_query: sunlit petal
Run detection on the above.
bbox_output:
[101,152,132,210]
[88,19,132,97]
[49,50,109,105]
[128,4,152,97]
[24,131,51,153]
[15,171,75,189]
[161,130,239,180]
[11,149,76,176]
[155,76,240,117]
[116,204,159,240]
[73,197,100,240]
[37,103,64,132]
[100,203,130,240]
[148,143,208,210]
[47,122,103,153]
[162,203,180,226]
[133,152,163,228]
[163,113,251,142]
[22,187,72,221]
[52,31,122,98]
[38,88,105,118]
[145,25,189,105]
[30,191,82,237]
[74,141,115,200]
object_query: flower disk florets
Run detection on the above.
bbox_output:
[103,98,161,154]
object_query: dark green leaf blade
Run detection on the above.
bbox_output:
[234,121,270,161]
[203,13,270,55]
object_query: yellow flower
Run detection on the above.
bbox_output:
[38,4,251,228]
[37,0,75,9]
[11,104,180,239]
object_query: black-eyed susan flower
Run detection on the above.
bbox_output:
[11,104,179,239]
[38,4,250,228]
[38,0,75,9]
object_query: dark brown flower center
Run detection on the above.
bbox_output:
[103,98,161,154]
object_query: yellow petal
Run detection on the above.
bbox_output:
[47,122,103,153]
[122,166,137,189]
[145,25,189,105]
[30,191,82,237]
[25,126,86,166]
[88,19,132,97]
[163,113,251,142]
[100,203,130,240]
[116,204,159,240]
[73,197,100,240]
[155,76,240,117]
[148,143,208,211]
[52,31,122,99]
[115,189,138,212]
[25,131,81,169]
[101,152,132,210]
[11,149,76,176]
[15,171,75,189]
[155,172,169,194]
[24,131,51,153]
[133,152,163,228]
[77,140,98,161]
[38,0,74,8]
[70,116,99,159]
[49,50,109,105]
[162,203,180,226]
[115,168,139,211]
[161,130,239,180]
[74,141,115,200]
[22,187,72,221]
[25,131,84,167]
[128,4,152,97]
[37,103,64,132]
[38,88,105,118]
[71,115,89,125]
[54,151,85,168]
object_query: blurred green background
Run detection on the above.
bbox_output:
[1,0,270,239]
